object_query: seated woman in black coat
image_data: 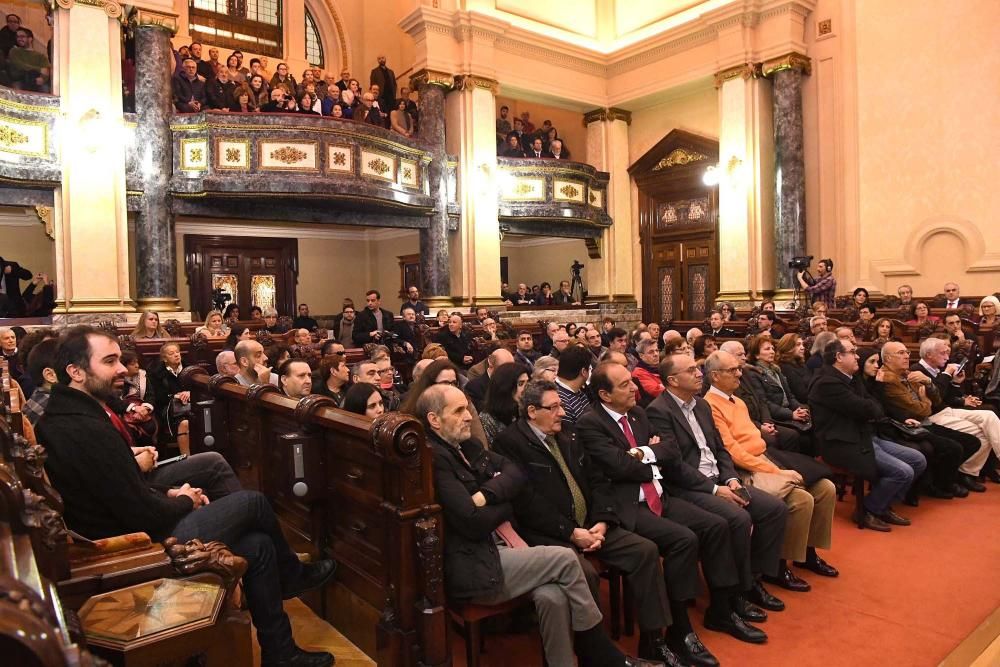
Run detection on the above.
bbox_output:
[478,362,530,446]
[747,335,814,455]
[146,342,190,455]
[776,333,811,404]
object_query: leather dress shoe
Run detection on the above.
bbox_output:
[746,580,785,611]
[637,639,686,667]
[879,509,911,526]
[624,656,666,667]
[951,483,970,498]
[733,596,767,623]
[926,485,954,499]
[283,559,337,599]
[704,610,767,644]
[763,567,811,592]
[902,494,920,507]
[860,512,891,532]
[264,647,335,667]
[982,468,1000,484]
[795,554,839,577]
[961,474,987,492]
[666,631,720,667]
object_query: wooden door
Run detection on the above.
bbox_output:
[629,130,720,325]
[184,235,298,319]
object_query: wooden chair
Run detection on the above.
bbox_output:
[823,461,867,529]
[449,596,542,667]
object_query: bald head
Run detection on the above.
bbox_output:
[416,384,471,446]
[215,350,238,376]
[719,341,747,366]
[686,328,703,344]
[662,330,683,344]
[489,348,515,371]
[412,358,434,382]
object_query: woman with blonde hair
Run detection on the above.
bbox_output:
[195,310,229,338]
[132,311,168,339]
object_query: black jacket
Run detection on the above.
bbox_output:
[352,307,395,347]
[464,372,490,411]
[147,361,183,414]
[429,432,525,600]
[645,392,739,493]
[575,404,678,531]
[37,385,194,540]
[0,257,32,316]
[434,328,473,367]
[779,361,812,404]
[909,361,964,411]
[553,290,574,305]
[710,327,739,338]
[748,363,800,421]
[493,419,617,548]
[808,364,882,480]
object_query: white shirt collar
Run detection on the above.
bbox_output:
[601,403,626,423]
[707,385,732,401]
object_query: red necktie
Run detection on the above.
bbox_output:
[619,415,662,516]
[105,407,135,447]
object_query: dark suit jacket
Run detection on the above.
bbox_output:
[710,327,739,338]
[575,404,679,530]
[909,361,964,411]
[429,432,525,600]
[0,257,32,316]
[645,392,739,495]
[352,307,395,346]
[434,328,473,367]
[553,291,574,305]
[465,372,490,411]
[492,420,617,548]
[808,364,882,479]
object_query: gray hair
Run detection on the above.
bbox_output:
[215,350,235,373]
[412,358,433,382]
[810,331,838,355]
[686,328,703,344]
[532,355,558,379]
[352,360,375,377]
[703,351,727,375]
[919,336,947,359]
[520,379,558,417]
[415,384,451,431]
[636,338,659,356]
[262,307,278,317]
[719,340,744,355]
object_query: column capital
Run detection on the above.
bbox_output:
[410,68,455,92]
[453,74,499,96]
[55,0,124,20]
[713,62,761,88]
[130,7,180,35]
[762,52,811,78]
[583,107,632,126]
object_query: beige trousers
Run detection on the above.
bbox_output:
[929,407,1000,475]
[781,478,836,562]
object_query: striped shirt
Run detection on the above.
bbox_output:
[556,379,591,424]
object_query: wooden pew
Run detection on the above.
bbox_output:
[180,366,448,666]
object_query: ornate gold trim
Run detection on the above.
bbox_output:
[179,138,208,171]
[172,189,433,212]
[652,148,709,171]
[713,63,761,88]
[34,204,54,239]
[259,140,320,172]
[135,296,181,311]
[454,74,499,96]
[132,8,179,34]
[359,147,397,182]
[583,107,632,126]
[0,116,49,157]
[409,68,455,91]
[214,138,250,171]
[318,0,350,70]
[0,96,58,114]
[761,52,812,78]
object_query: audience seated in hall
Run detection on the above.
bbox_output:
[434,313,474,368]
[342,382,385,419]
[477,362,529,446]
[465,348,515,411]
[37,326,337,667]
[354,290,396,346]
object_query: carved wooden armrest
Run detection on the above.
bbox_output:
[162,537,248,596]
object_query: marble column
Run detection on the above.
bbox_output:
[412,70,453,304]
[765,54,811,290]
[134,19,179,310]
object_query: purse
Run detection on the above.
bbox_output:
[886,419,929,440]
[739,455,800,499]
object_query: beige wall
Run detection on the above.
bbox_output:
[501,237,589,291]
[804,0,1000,298]
[1,209,54,280]
[495,95,588,160]
[627,82,718,164]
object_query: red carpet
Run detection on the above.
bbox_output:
[449,487,1000,666]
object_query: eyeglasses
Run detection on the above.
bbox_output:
[535,403,564,412]
[436,379,459,387]
[715,367,742,375]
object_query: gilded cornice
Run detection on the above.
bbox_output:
[761,52,811,77]
[34,204,54,239]
[131,8,179,34]
[409,68,455,91]
[55,0,123,20]
[583,107,632,126]
[713,62,761,88]
[652,148,709,171]
[453,74,498,96]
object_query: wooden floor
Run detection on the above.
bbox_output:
[251,599,374,667]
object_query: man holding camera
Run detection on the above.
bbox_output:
[353,289,396,347]
[796,258,836,309]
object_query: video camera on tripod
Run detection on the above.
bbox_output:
[788,255,814,285]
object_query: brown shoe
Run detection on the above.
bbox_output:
[861,512,891,532]
[879,509,911,526]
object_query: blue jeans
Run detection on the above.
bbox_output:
[171,490,303,662]
[864,437,927,515]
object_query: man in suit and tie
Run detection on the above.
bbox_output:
[646,352,789,618]
[937,282,967,309]
[494,380,686,666]
[708,310,738,338]
[528,137,546,159]
[577,362,766,662]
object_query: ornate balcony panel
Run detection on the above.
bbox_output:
[0,88,61,198]
[496,157,612,239]
[127,112,453,222]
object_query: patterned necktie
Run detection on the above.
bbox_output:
[545,435,588,527]
[619,415,662,516]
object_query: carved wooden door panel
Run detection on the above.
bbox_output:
[649,242,681,325]
[647,239,716,323]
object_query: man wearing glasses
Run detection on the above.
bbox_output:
[493,380,686,666]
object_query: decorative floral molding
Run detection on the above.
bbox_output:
[270,146,308,164]
[652,148,708,171]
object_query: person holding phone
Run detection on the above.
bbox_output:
[646,352,790,619]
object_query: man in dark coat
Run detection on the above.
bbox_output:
[646,353,788,618]
[0,255,33,316]
[493,380,684,665]
[578,361,762,661]
[419,384,651,667]
[433,313,473,368]
[37,326,336,667]
[368,55,396,113]
[809,338,923,531]
[352,289,396,347]
[172,58,207,112]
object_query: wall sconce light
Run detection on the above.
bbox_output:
[702,165,719,186]
[704,156,747,188]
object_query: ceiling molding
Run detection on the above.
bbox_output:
[170,219,418,242]
[501,236,586,249]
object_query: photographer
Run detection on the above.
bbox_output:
[353,289,396,347]
[796,258,836,309]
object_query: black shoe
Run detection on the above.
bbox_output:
[666,631,720,666]
[264,648,335,667]
[733,596,767,623]
[902,494,920,507]
[794,554,839,578]
[860,512,892,532]
[879,509,911,526]
[746,580,785,611]
[763,566,811,592]
[925,485,954,499]
[961,474,987,492]
[637,639,686,667]
[283,559,337,600]
[951,483,970,498]
[704,611,767,644]
[982,469,1000,484]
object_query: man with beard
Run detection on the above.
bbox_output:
[234,340,277,387]
[38,326,337,667]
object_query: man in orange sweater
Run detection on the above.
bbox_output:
[703,351,838,592]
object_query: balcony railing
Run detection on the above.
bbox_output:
[496,157,611,236]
